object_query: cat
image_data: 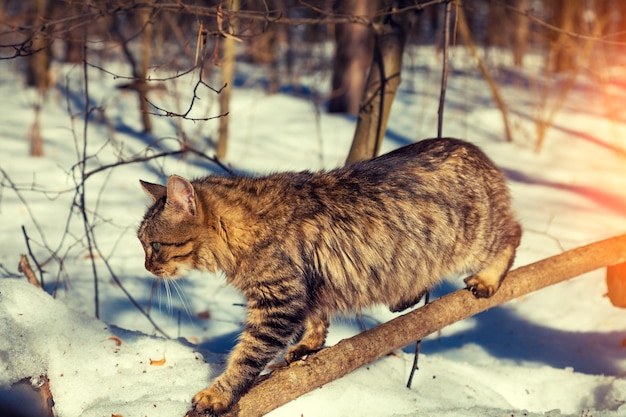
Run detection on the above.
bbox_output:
[137,137,522,415]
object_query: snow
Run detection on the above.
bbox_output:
[0,279,211,417]
[1,45,626,417]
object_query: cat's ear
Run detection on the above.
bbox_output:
[165,175,197,217]
[140,180,166,203]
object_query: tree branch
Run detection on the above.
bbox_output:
[188,234,626,417]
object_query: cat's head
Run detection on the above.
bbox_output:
[137,175,211,279]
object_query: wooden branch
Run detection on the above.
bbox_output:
[185,234,626,417]
[607,262,626,308]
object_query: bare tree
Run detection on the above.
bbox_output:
[25,0,55,157]
[344,0,416,165]
[547,0,584,73]
[25,0,53,90]
[511,0,530,67]
[327,0,376,115]
[217,0,241,159]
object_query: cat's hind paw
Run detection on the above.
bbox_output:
[185,407,216,417]
[192,385,232,416]
[464,274,497,298]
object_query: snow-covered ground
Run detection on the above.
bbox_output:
[1,45,626,417]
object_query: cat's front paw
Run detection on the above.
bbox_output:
[192,385,232,416]
[285,343,322,363]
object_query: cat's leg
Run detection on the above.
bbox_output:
[465,221,521,298]
[285,310,329,363]
[389,289,428,313]
[464,243,517,298]
[192,297,305,414]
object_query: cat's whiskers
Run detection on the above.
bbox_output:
[160,278,174,314]
[153,277,194,323]
[169,278,194,323]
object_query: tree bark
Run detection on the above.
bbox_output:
[138,1,154,134]
[185,233,626,417]
[216,0,240,159]
[548,0,584,73]
[327,0,376,115]
[26,0,53,91]
[511,0,530,67]
[26,0,54,157]
[344,1,412,165]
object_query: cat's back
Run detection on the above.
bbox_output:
[330,137,505,204]
[357,137,499,178]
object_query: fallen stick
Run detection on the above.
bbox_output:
[188,234,626,417]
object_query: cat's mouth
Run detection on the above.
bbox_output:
[148,264,191,280]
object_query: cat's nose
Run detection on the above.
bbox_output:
[145,259,159,276]
[145,263,165,277]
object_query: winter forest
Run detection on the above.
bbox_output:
[1,1,626,417]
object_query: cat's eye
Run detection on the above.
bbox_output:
[151,242,161,253]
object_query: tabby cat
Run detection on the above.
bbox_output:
[137,137,521,415]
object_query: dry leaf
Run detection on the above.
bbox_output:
[108,336,122,346]
[196,310,211,320]
[150,357,166,366]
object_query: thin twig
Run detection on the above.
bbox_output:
[456,0,513,142]
[86,61,198,82]
[79,38,101,319]
[437,0,452,138]
[80,147,233,182]
[90,228,171,338]
[4,0,626,64]
[139,67,226,122]
[0,168,53,253]
[490,0,626,46]
[406,290,429,388]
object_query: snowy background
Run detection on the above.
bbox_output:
[1,44,626,417]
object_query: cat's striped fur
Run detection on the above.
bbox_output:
[137,137,522,415]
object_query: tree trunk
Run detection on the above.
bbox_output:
[512,0,530,67]
[344,1,412,165]
[327,0,376,115]
[62,3,85,63]
[183,234,626,417]
[26,0,53,90]
[26,0,54,157]
[216,0,240,160]
[138,2,154,134]
[548,0,583,73]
